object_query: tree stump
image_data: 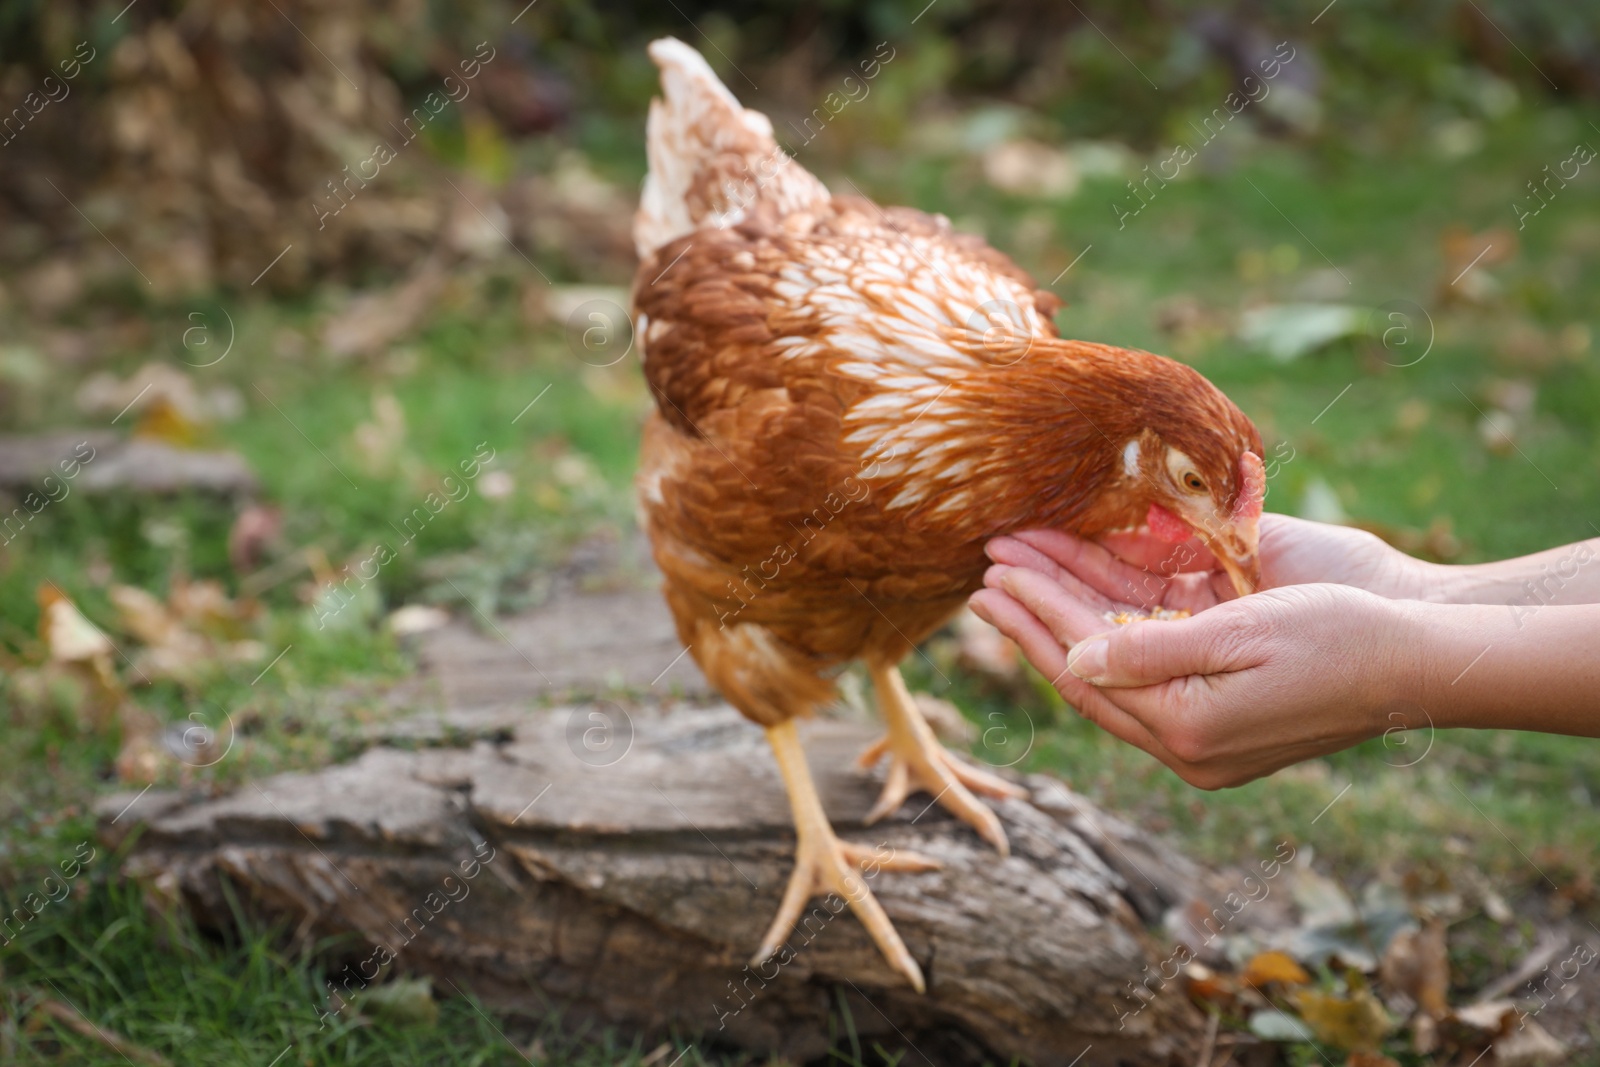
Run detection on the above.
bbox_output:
[99,589,1218,1066]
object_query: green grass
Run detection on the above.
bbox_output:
[5,84,1600,1064]
[1,872,712,1066]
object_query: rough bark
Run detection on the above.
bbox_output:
[98,588,1220,1066]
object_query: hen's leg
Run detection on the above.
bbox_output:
[757,719,939,993]
[859,663,1026,855]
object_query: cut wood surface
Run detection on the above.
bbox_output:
[414,586,712,704]
[100,588,1225,1066]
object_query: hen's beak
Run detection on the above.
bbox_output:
[1205,450,1266,598]
[1206,516,1261,598]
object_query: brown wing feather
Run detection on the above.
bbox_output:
[634,200,1074,725]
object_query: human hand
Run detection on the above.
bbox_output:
[968,561,1415,788]
[1012,514,1437,613]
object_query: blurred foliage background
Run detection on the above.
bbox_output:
[0,0,1595,291]
[2,0,1600,1063]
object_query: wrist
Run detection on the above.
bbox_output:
[1351,594,1441,735]
[1380,598,1459,723]
[1374,598,1600,737]
[1407,559,1474,605]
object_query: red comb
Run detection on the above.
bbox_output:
[1233,452,1265,521]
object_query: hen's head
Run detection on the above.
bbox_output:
[1112,367,1265,596]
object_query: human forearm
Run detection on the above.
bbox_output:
[1419,537,1600,609]
[1401,600,1600,737]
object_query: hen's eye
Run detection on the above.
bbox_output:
[1182,471,1206,492]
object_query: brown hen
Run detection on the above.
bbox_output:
[632,38,1264,993]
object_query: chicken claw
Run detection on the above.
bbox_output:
[860,665,1027,856]
[759,720,939,992]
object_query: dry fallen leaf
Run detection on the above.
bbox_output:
[110,579,262,685]
[168,576,254,633]
[1185,962,1240,1009]
[358,977,439,1027]
[1238,303,1368,363]
[388,604,451,637]
[133,395,205,447]
[37,583,122,719]
[1492,1017,1568,1067]
[111,585,184,647]
[1453,999,1519,1033]
[1243,950,1312,989]
[981,139,1080,199]
[111,584,210,682]
[322,259,447,359]
[1437,225,1517,305]
[41,586,115,664]
[1479,886,1514,925]
[1294,985,1395,1053]
[114,702,165,785]
[76,362,237,434]
[1380,916,1450,1018]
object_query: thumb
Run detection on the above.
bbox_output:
[1066,615,1242,688]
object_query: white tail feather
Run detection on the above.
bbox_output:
[635,38,828,259]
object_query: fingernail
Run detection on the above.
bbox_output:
[1066,636,1109,684]
[969,600,994,624]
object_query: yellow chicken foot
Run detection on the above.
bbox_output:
[757,719,941,993]
[859,664,1027,856]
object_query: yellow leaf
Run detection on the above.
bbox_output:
[133,394,203,446]
[1243,950,1312,989]
[1294,987,1395,1053]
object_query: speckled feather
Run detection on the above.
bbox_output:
[633,39,1259,725]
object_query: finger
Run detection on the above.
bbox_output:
[968,590,1181,762]
[1095,532,1237,612]
[1154,571,1229,614]
[986,540,1121,613]
[1206,568,1241,603]
[1096,531,1219,575]
[1004,528,1102,569]
[1249,512,1299,592]
[968,589,1069,677]
[982,562,1117,618]
[986,535,1069,581]
[1065,611,1254,690]
[1010,529,1166,608]
[1256,511,1298,544]
[994,566,1123,648]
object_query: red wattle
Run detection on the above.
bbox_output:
[1147,503,1193,544]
